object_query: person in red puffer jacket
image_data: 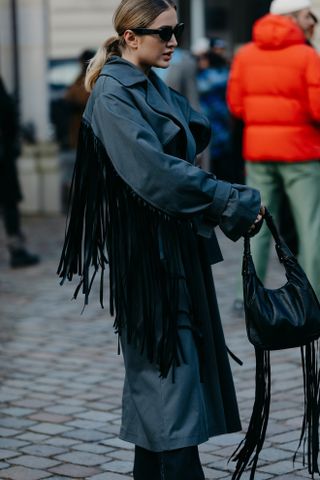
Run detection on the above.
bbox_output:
[227,0,320,303]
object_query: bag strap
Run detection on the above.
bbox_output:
[244,208,294,266]
[263,208,282,244]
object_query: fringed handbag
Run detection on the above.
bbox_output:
[231,208,320,479]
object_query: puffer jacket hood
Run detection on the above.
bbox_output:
[253,14,305,49]
[227,13,320,162]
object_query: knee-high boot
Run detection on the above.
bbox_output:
[159,446,205,480]
[133,445,205,480]
[133,445,161,480]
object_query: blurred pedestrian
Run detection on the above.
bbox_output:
[64,49,95,149]
[0,76,39,268]
[228,0,320,310]
[60,49,95,212]
[306,10,318,44]
[58,0,263,478]
[195,39,236,182]
[164,47,200,110]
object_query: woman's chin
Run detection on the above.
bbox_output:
[155,60,171,69]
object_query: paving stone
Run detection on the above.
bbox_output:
[228,471,273,480]
[48,464,101,477]
[101,459,132,474]
[29,423,72,435]
[101,437,133,450]
[46,477,70,480]
[44,437,80,448]
[201,467,230,479]
[44,405,85,415]
[259,447,292,462]
[27,384,58,393]
[73,443,114,454]
[107,449,135,462]
[62,429,107,442]
[271,476,306,479]
[90,472,132,480]
[8,454,60,469]
[58,398,86,406]
[17,433,50,443]
[0,417,36,429]
[90,474,132,480]
[0,466,51,479]
[260,459,301,475]
[75,411,117,423]
[0,427,20,437]
[1,407,35,416]
[65,419,104,430]
[270,431,301,444]
[0,438,29,449]
[21,444,67,457]
[28,412,72,424]
[13,399,53,409]
[0,450,20,460]
[55,451,107,466]
[0,389,25,402]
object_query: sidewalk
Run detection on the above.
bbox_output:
[0,215,312,479]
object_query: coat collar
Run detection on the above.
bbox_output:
[100,57,148,87]
[100,57,182,118]
[100,57,195,160]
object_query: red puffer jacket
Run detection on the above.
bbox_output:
[227,14,320,162]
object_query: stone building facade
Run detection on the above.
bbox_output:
[0,0,320,213]
[1,0,320,143]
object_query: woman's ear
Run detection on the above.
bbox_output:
[123,30,139,49]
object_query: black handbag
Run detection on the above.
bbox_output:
[231,208,320,479]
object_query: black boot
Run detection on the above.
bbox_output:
[159,446,205,480]
[133,446,161,480]
[9,247,40,268]
[8,235,40,268]
[133,445,205,480]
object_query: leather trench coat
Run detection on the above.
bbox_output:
[58,56,261,378]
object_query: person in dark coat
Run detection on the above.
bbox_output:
[58,1,263,478]
[0,76,39,268]
[59,50,95,212]
[196,46,233,182]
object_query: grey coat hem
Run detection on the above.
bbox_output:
[119,425,241,452]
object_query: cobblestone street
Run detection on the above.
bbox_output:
[0,215,314,479]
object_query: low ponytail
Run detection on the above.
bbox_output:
[85,36,123,92]
[85,0,177,92]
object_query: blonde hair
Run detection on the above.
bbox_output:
[85,0,176,92]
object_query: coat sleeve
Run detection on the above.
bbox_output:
[91,88,260,241]
[227,52,244,119]
[306,48,320,122]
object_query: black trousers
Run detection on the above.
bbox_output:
[133,445,205,480]
[1,201,21,237]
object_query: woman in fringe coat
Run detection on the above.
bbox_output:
[58,1,263,478]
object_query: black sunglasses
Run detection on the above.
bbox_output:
[131,23,184,42]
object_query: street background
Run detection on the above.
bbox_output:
[1,0,319,478]
[0,215,309,479]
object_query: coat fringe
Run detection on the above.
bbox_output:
[230,342,320,479]
[57,119,203,378]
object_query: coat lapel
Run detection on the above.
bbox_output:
[146,71,197,162]
[100,58,197,162]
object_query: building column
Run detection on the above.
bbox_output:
[0,0,14,90]
[17,0,50,142]
[190,0,206,46]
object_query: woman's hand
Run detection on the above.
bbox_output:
[247,205,265,237]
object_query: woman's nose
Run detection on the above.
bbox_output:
[168,34,178,47]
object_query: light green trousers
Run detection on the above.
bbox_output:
[241,161,320,300]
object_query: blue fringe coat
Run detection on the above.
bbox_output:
[58,57,261,450]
